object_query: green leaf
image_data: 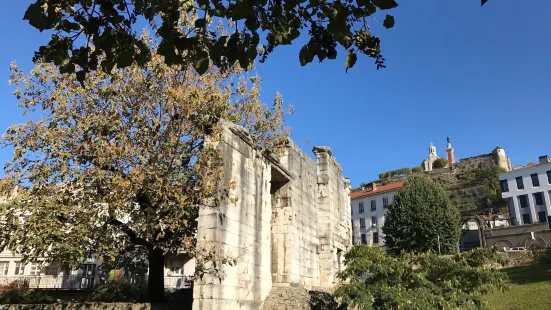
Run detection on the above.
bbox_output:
[245,18,260,31]
[383,14,395,29]
[197,0,209,9]
[345,50,357,72]
[193,51,210,74]
[195,19,206,28]
[299,45,314,66]
[59,20,81,32]
[372,0,398,10]
[24,2,48,31]
[116,47,135,68]
[76,70,86,87]
[59,59,75,74]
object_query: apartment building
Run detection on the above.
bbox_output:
[499,155,551,226]
[0,248,195,289]
[350,181,404,247]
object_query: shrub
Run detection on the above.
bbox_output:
[0,280,56,304]
[455,248,508,268]
[432,158,448,169]
[412,166,424,173]
[530,245,551,264]
[91,279,143,302]
[335,246,508,310]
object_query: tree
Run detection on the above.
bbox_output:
[412,166,424,173]
[474,165,507,207]
[22,0,400,84]
[432,158,448,169]
[334,246,507,310]
[382,175,461,255]
[0,32,290,302]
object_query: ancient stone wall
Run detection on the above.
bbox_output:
[193,122,350,310]
[193,122,273,310]
[271,141,320,287]
[313,147,351,286]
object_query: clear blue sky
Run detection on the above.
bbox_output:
[1,1,550,187]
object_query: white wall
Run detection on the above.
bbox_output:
[500,162,551,226]
[350,189,399,247]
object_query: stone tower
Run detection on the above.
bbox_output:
[423,143,439,171]
[492,146,512,171]
[446,137,455,168]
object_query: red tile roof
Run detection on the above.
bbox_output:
[350,181,405,199]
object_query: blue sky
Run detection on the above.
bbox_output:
[0,1,550,187]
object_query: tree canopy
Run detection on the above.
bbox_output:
[334,246,507,310]
[0,30,290,301]
[432,158,448,169]
[382,174,461,255]
[23,0,403,84]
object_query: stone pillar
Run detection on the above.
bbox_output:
[313,146,335,287]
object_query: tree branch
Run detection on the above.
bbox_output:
[109,218,151,248]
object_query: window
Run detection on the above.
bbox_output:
[361,234,367,245]
[170,266,182,275]
[360,218,365,229]
[516,177,524,190]
[14,262,25,275]
[547,171,551,184]
[359,202,364,214]
[534,192,545,206]
[519,195,529,208]
[371,216,377,228]
[43,265,59,276]
[29,264,40,276]
[522,213,531,225]
[373,232,379,244]
[500,180,509,192]
[383,197,389,208]
[0,262,8,275]
[371,200,376,211]
[531,173,540,187]
[538,211,548,223]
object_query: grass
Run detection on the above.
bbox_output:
[485,263,551,310]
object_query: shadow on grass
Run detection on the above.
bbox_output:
[503,263,551,285]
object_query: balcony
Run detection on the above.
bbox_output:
[0,275,194,290]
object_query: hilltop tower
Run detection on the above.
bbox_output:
[446,136,455,168]
[423,143,439,171]
[492,146,512,171]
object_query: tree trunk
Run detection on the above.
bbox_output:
[148,248,165,303]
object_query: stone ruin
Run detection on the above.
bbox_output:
[192,121,352,310]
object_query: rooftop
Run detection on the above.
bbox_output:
[350,181,404,200]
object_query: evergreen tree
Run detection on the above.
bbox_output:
[383,175,461,255]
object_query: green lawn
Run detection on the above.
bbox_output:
[486,264,551,310]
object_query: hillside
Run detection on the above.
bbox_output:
[353,154,507,213]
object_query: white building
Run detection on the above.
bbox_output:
[499,155,551,226]
[350,181,404,247]
[0,248,195,289]
[0,185,195,290]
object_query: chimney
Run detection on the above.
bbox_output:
[371,183,377,191]
[539,155,551,164]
